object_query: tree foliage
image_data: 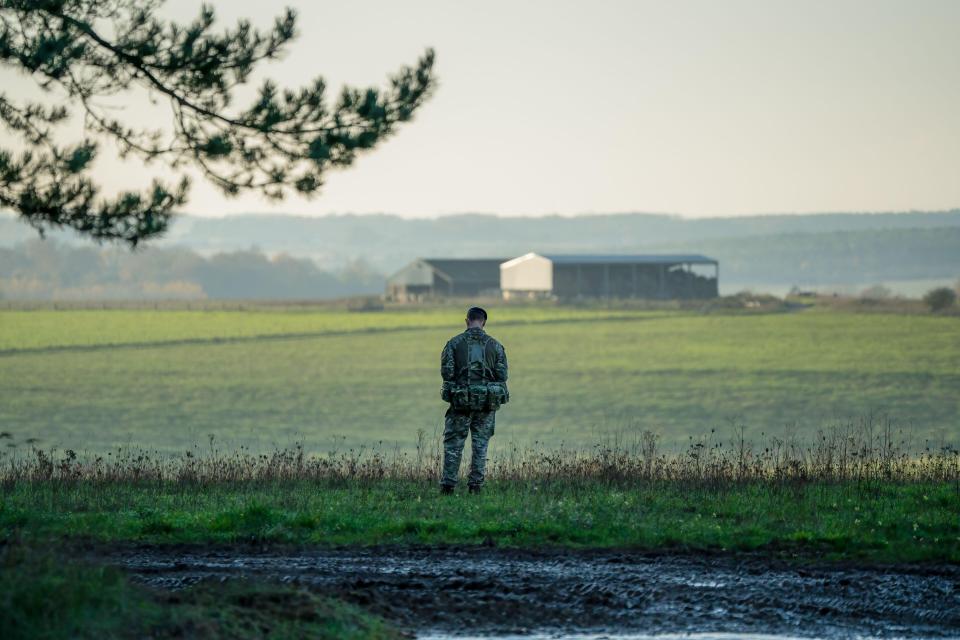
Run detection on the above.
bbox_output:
[0,1,435,244]
[0,238,384,300]
[922,286,956,312]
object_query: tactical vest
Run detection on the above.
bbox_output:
[442,332,509,412]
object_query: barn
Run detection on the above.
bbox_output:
[499,253,719,299]
[386,258,506,301]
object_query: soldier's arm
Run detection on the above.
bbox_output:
[494,342,508,382]
[441,340,455,382]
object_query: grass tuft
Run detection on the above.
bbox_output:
[0,542,403,639]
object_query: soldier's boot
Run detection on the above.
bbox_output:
[468,484,481,495]
[440,484,454,496]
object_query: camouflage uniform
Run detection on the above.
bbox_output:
[440,326,508,489]
[441,410,497,488]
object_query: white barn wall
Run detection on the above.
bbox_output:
[500,253,553,294]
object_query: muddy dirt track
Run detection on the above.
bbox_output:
[107,546,959,638]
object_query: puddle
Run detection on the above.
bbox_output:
[418,635,927,640]
[421,635,842,640]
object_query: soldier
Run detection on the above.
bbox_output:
[439,306,509,495]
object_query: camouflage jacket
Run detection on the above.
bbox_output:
[441,327,508,387]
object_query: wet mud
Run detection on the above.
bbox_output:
[108,546,959,638]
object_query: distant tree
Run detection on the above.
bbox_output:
[859,284,892,300]
[922,287,956,312]
[0,1,435,244]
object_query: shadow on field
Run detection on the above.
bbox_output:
[108,545,959,638]
[0,312,679,357]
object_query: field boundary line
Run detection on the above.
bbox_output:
[0,313,680,357]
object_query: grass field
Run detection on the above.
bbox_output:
[3,436,958,563]
[3,481,957,563]
[0,304,957,453]
[1,303,957,630]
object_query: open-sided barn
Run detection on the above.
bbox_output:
[386,258,506,301]
[500,253,719,299]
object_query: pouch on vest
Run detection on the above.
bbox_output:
[448,383,508,412]
[487,382,509,409]
[446,333,508,412]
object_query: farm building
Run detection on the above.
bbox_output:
[386,258,506,301]
[500,253,719,299]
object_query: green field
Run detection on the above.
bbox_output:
[0,305,957,453]
[3,480,957,564]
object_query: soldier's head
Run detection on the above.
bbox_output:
[465,306,487,328]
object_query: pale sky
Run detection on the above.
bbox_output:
[3,0,959,218]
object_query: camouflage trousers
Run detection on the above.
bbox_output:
[440,408,496,488]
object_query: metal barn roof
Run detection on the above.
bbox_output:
[416,258,507,282]
[539,254,718,265]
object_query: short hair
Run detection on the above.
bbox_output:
[466,306,488,323]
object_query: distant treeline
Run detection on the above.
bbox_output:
[691,227,960,285]
[2,210,958,273]
[0,240,383,300]
[1,210,959,297]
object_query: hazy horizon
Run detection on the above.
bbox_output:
[1,0,958,219]
[4,206,960,222]
[115,207,960,221]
